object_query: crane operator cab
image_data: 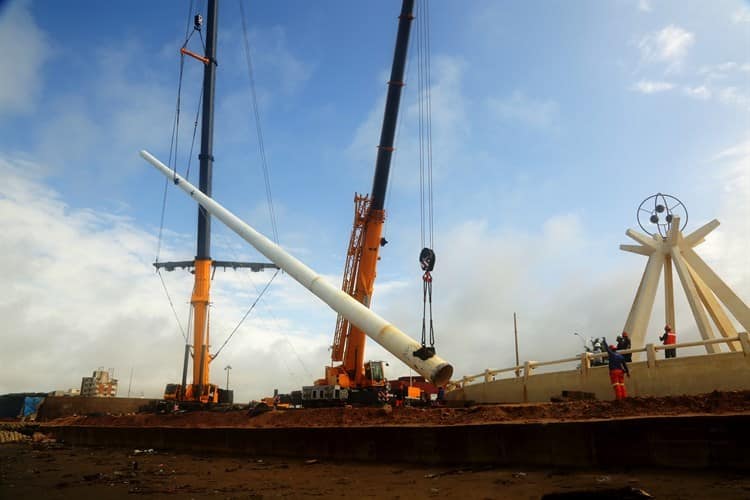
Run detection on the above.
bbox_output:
[364,361,387,387]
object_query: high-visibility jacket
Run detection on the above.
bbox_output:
[661,331,676,345]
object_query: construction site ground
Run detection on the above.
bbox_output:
[42,389,750,428]
[2,391,749,499]
[2,441,750,499]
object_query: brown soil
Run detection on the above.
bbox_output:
[5,392,749,498]
[2,442,750,499]
[41,390,750,429]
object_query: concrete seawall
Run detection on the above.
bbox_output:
[47,414,750,470]
[451,350,750,403]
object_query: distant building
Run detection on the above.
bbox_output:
[80,368,118,397]
[48,388,81,397]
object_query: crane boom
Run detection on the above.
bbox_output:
[192,0,219,402]
[331,0,416,388]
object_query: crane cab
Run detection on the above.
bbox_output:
[363,360,387,388]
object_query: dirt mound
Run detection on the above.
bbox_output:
[42,390,750,429]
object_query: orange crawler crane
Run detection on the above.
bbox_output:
[303,0,417,406]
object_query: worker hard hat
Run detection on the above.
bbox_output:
[609,345,617,351]
[622,332,628,337]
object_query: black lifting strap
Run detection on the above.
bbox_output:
[414,248,436,361]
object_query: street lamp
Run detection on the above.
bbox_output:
[224,365,232,391]
[573,332,586,351]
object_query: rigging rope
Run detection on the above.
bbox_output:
[416,0,437,354]
[214,233,312,379]
[156,267,188,343]
[184,92,203,182]
[153,1,285,364]
[155,0,206,344]
[212,268,281,360]
[157,0,204,261]
[238,0,280,244]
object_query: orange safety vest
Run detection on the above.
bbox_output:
[664,331,676,345]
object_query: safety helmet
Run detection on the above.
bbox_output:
[609,345,617,350]
[622,332,628,337]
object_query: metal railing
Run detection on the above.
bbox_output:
[447,332,749,391]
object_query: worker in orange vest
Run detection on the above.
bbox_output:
[603,341,630,400]
[659,324,677,358]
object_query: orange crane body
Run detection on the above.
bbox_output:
[317,0,415,400]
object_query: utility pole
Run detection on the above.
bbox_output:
[514,313,520,377]
[127,367,133,397]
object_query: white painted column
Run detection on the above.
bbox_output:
[670,247,719,353]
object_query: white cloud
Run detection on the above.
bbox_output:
[487,91,559,129]
[698,61,750,82]
[701,137,750,288]
[372,159,750,381]
[0,156,332,401]
[0,1,51,117]
[632,80,674,94]
[638,25,694,69]
[25,40,177,179]
[346,55,470,187]
[373,215,644,378]
[683,85,711,99]
[717,87,750,109]
[679,62,750,109]
[732,6,750,23]
[542,213,584,247]
[226,25,312,96]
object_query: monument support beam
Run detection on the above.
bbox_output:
[689,265,740,352]
[626,252,664,352]
[683,219,720,248]
[670,246,719,354]
[680,246,750,332]
[664,254,676,331]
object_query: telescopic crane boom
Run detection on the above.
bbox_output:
[322,0,417,396]
[156,0,278,405]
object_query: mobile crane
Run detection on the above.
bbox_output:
[304,0,418,406]
[144,0,452,409]
[157,0,277,406]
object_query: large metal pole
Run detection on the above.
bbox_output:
[513,313,519,377]
[141,150,454,386]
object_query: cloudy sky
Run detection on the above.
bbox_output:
[1,0,748,401]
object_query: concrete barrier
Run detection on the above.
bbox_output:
[451,347,750,404]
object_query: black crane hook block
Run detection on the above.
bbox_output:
[419,247,435,272]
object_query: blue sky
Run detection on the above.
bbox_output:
[1,0,748,401]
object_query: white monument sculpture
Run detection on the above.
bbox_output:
[620,193,750,355]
